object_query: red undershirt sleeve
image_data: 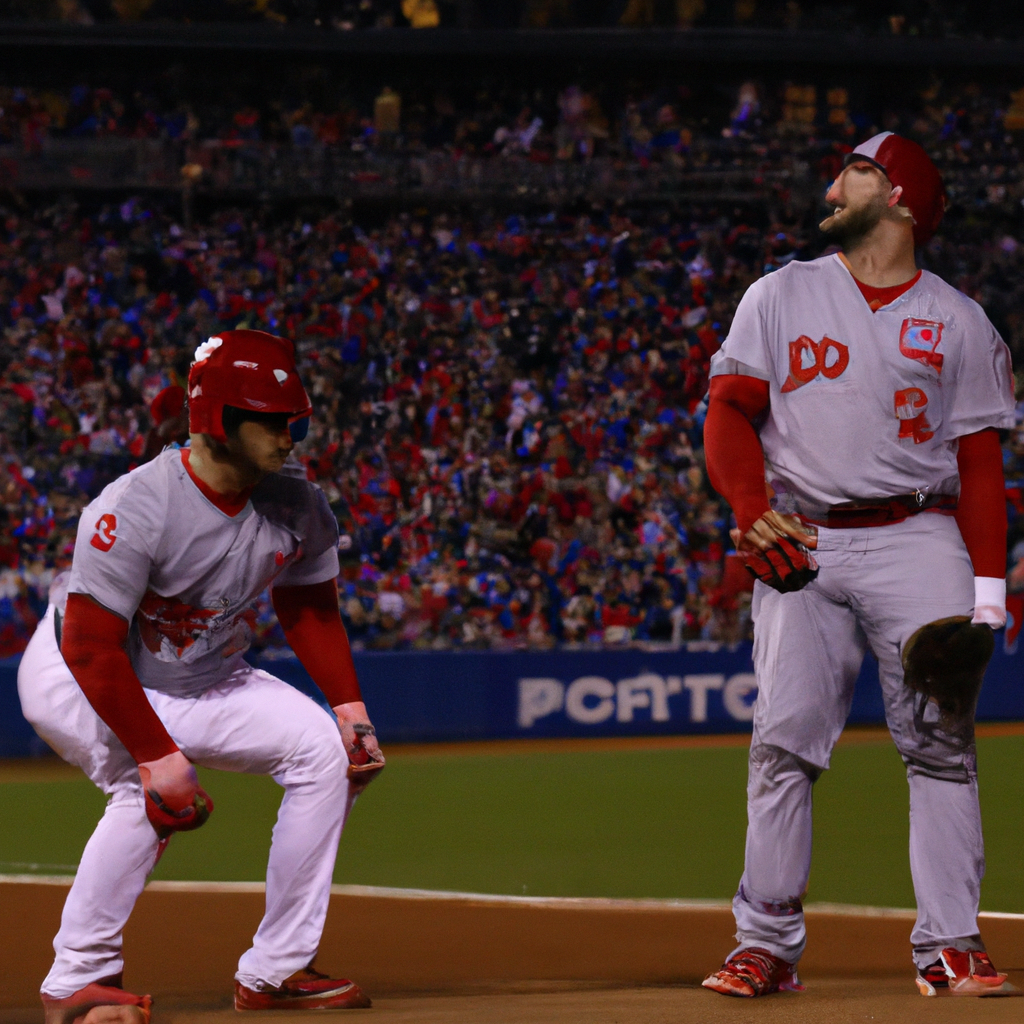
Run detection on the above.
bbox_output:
[272,580,363,707]
[954,428,1006,578]
[704,375,772,536]
[61,593,180,765]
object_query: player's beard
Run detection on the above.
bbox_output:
[819,193,888,252]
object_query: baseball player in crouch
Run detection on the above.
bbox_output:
[700,134,1018,998]
[18,329,383,1022]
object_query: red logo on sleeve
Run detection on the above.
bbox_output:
[90,513,118,552]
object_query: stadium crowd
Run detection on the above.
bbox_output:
[3,69,1023,179]
[1,72,1024,654]
[0,194,732,654]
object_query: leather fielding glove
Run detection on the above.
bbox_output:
[902,615,995,721]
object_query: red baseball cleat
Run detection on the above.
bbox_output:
[41,974,152,1024]
[702,946,804,997]
[234,964,371,1010]
[916,948,1020,997]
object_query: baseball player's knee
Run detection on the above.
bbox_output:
[891,715,977,784]
[899,749,976,785]
[748,744,822,796]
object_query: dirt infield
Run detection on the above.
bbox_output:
[2,977,1023,1024]
[2,879,1022,1020]
[151,975,1024,1024]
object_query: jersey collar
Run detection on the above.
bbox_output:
[837,253,921,312]
[180,448,254,517]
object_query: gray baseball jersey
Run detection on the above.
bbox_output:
[67,447,340,697]
[710,254,1015,520]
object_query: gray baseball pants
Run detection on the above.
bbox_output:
[732,513,986,970]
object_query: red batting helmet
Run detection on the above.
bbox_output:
[844,132,945,246]
[187,329,312,443]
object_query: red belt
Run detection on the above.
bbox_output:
[804,493,958,529]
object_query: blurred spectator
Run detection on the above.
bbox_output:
[0,71,1018,182]
[619,0,705,26]
[1,69,1024,653]
[374,86,402,136]
[401,0,440,26]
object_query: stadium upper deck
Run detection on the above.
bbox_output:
[2,1,1023,41]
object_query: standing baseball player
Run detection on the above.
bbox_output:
[18,329,384,1022]
[700,133,1017,998]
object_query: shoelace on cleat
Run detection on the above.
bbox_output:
[293,967,329,982]
[280,966,333,992]
[969,952,1000,978]
[722,949,786,992]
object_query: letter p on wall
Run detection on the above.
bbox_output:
[518,678,564,727]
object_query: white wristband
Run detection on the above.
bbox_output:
[974,576,1006,613]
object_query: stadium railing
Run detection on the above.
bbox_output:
[1,21,1024,65]
[0,138,813,202]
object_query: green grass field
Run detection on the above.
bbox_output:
[1,736,1022,912]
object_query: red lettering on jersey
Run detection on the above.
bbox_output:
[781,335,850,392]
[899,318,944,373]
[894,387,934,443]
[137,589,219,657]
[90,513,118,552]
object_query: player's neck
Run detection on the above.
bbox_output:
[838,228,917,288]
[187,435,265,494]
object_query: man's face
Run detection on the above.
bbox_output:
[820,160,893,248]
[227,414,294,478]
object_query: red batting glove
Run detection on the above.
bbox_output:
[743,536,819,593]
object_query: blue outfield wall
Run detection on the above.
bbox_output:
[2,637,1022,756]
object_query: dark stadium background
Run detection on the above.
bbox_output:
[0,13,1023,1020]
[0,1,1022,735]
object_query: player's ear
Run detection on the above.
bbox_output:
[888,184,905,208]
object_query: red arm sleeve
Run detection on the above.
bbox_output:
[60,593,180,765]
[704,375,772,536]
[955,428,1006,578]
[272,580,363,707]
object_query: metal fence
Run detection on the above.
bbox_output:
[0,139,180,191]
[2,137,1012,213]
